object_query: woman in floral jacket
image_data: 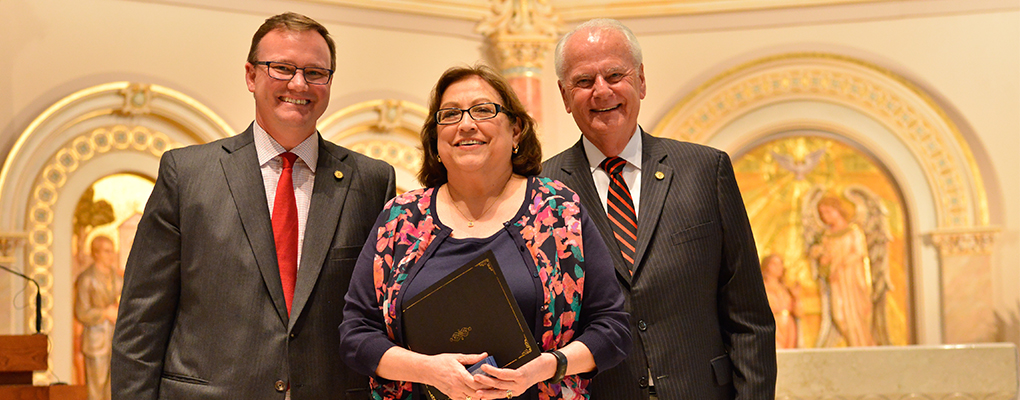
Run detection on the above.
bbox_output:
[339,65,630,400]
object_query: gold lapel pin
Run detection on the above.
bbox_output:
[655,171,665,180]
[334,170,344,180]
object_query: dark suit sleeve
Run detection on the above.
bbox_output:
[714,151,777,399]
[574,203,632,376]
[111,151,182,400]
[379,162,397,206]
[339,207,399,378]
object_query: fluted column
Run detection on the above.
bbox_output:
[476,0,562,128]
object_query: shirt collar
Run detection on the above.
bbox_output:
[581,125,643,172]
[253,121,319,172]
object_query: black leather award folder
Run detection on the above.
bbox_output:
[402,250,541,399]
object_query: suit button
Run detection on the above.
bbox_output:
[275,380,288,392]
[289,333,296,339]
[638,377,648,388]
[638,320,647,331]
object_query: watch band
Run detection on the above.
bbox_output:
[545,350,567,384]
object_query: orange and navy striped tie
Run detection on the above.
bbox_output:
[600,156,637,273]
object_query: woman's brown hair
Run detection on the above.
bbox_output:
[417,64,541,187]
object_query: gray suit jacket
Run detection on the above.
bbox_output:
[542,131,776,399]
[112,125,396,400]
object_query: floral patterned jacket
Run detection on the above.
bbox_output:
[339,176,630,400]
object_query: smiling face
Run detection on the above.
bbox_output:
[436,75,520,179]
[558,27,646,154]
[245,28,331,148]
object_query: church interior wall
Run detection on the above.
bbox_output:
[1,0,1017,382]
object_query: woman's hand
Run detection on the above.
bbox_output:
[469,353,557,399]
[424,353,493,400]
[376,348,494,399]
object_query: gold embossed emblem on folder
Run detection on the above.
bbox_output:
[451,327,471,342]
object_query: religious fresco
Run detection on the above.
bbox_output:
[71,173,153,398]
[734,135,911,348]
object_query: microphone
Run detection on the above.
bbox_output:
[0,264,42,333]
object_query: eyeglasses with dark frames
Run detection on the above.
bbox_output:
[436,103,504,125]
[253,61,334,85]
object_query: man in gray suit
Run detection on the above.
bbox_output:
[542,19,776,399]
[111,12,395,399]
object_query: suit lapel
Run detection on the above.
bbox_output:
[634,131,672,278]
[556,140,633,286]
[288,136,351,330]
[220,127,290,325]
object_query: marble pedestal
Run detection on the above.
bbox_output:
[776,343,1019,399]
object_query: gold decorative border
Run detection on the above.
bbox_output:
[928,228,1000,257]
[651,53,989,229]
[0,83,232,201]
[25,126,179,332]
[309,0,891,21]
[320,99,426,175]
[305,0,490,20]
[345,137,423,174]
[552,0,888,20]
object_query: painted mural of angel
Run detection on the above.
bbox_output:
[772,148,826,180]
[803,185,892,347]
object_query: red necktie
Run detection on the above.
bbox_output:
[273,152,298,315]
[600,157,637,273]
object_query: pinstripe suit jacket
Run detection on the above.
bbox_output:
[112,125,396,400]
[542,130,776,399]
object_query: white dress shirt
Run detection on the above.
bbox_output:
[254,122,318,273]
[581,125,643,218]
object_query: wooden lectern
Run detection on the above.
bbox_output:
[0,334,87,400]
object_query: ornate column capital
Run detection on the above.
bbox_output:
[928,227,1000,257]
[475,0,562,77]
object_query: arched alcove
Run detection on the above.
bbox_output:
[319,99,427,192]
[652,53,999,344]
[0,82,233,381]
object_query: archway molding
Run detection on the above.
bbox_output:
[651,53,998,344]
[0,82,232,380]
[319,99,427,192]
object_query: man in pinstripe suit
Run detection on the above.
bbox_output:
[542,19,776,399]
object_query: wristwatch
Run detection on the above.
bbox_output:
[545,350,567,384]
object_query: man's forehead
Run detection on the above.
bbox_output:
[566,62,629,77]
[565,30,630,64]
[581,28,607,45]
[563,47,633,76]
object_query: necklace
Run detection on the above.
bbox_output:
[448,175,513,228]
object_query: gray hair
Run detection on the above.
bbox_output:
[554,18,643,80]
